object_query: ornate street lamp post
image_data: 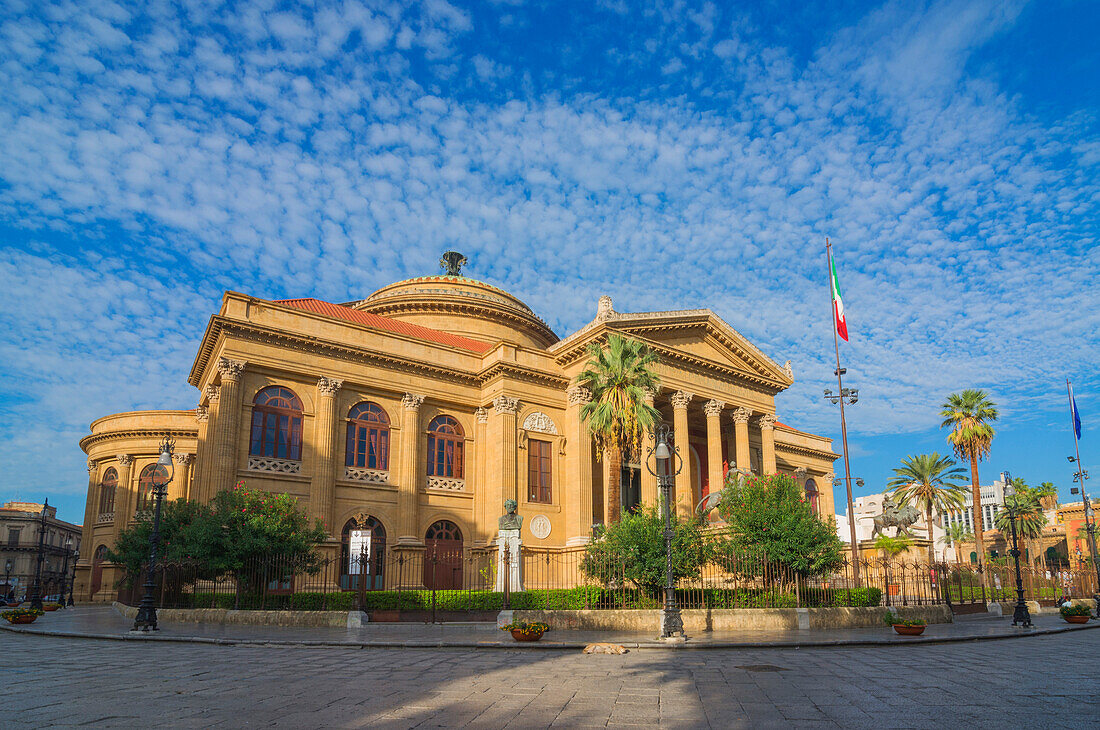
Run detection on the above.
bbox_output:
[645,424,685,640]
[29,498,50,610]
[1067,455,1100,614]
[67,547,79,607]
[824,381,861,583]
[132,438,174,632]
[1001,473,1032,628]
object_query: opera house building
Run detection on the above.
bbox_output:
[74,257,838,601]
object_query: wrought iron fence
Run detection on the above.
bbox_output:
[116,544,1097,617]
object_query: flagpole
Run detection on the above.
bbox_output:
[828,239,861,585]
[1068,378,1100,602]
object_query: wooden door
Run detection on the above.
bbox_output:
[424,521,463,590]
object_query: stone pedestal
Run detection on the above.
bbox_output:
[495,529,523,593]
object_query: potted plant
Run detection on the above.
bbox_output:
[43,602,62,612]
[883,610,926,636]
[1059,604,1092,624]
[2,607,45,625]
[501,620,550,642]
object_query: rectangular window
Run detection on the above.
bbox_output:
[528,439,552,503]
[7,529,19,546]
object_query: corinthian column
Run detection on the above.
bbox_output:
[474,407,490,544]
[193,388,218,502]
[704,399,725,499]
[731,407,752,474]
[172,453,194,501]
[397,393,424,544]
[113,454,134,532]
[211,358,246,495]
[310,376,343,534]
[566,386,594,546]
[640,388,659,508]
[758,414,777,474]
[670,390,692,518]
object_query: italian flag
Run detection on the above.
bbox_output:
[830,250,849,341]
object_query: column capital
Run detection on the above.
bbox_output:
[217,357,246,382]
[566,385,592,406]
[670,390,693,410]
[174,453,195,466]
[703,399,725,417]
[87,460,97,474]
[195,405,209,423]
[317,376,343,397]
[794,466,808,479]
[475,406,489,424]
[116,454,134,466]
[731,406,752,424]
[642,387,658,403]
[757,413,777,430]
[204,384,220,403]
[402,393,425,410]
[493,395,520,415]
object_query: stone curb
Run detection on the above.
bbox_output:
[2,620,1097,650]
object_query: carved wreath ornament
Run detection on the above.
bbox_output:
[521,411,558,435]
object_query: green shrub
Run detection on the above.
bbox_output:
[1060,603,1092,618]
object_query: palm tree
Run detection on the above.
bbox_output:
[941,523,974,564]
[888,453,968,563]
[575,333,661,525]
[995,488,1047,567]
[940,389,998,566]
[1035,481,1058,510]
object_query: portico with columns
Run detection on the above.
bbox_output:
[74,264,837,601]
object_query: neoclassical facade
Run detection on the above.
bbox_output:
[75,263,838,601]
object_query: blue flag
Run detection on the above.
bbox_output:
[1070,385,1082,440]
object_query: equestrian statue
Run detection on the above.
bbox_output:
[870,493,921,539]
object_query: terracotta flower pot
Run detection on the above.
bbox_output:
[1063,615,1089,624]
[892,624,925,636]
[511,628,545,642]
[8,615,37,624]
[43,605,59,612]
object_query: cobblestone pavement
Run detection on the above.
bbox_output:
[5,629,1098,728]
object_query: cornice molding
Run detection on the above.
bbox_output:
[79,429,199,453]
[774,441,840,462]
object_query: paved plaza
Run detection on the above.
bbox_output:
[5,620,1099,728]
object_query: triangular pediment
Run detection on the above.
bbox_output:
[552,307,793,391]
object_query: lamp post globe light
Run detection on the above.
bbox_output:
[1000,472,1032,628]
[644,423,685,640]
[29,498,50,610]
[132,437,175,632]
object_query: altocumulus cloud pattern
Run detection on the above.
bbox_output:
[0,0,1097,518]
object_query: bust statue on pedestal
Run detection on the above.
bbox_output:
[495,499,524,592]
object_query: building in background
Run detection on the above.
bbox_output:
[0,501,81,601]
[74,258,839,601]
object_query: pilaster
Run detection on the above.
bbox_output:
[397,392,424,544]
[172,453,194,501]
[79,461,97,567]
[566,386,593,545]
[311,376,343,534]
[112,454,134,532]
[211,358,245,496]
[475,407,490,544]
[491,395,520,518]
[640,388,659,508]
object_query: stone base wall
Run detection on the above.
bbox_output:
[112,602,351,628]
[513,605,952,632]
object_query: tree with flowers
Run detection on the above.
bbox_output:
[715,472,843,579]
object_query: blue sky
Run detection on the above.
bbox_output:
[1,0,1098,524]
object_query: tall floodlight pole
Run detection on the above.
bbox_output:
[825,240,861,585]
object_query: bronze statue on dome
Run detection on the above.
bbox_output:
[440,251,467,276]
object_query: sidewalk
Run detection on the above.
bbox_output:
[3,606,1097,649]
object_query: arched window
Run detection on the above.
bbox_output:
[340,516,387,591]
[345,402,390,470]
[426,520,462,542]
[136,464,169,513]
[250,386,304,460]
[98,468,118,516]
[427,416,464,479]
[804,478,819,514]
[969,551,978,564]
